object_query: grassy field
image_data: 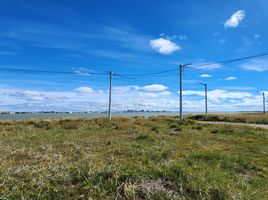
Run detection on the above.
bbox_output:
[0,116,268,199]
[187,113,268,124]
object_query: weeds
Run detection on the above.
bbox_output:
[0,116,268,199]
[188,113,268,124]
[135,134,154,141]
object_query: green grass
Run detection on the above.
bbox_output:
[188,113,268,124]
[0,116,268,199]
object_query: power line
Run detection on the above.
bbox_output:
[0,67,107,75]
[191,52,268,68]
[116,52,268,77]
[114,74,157,85]
[1,52,267,77]
[114,68,178,77]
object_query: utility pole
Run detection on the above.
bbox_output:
[199,83,208,115]
[108,71,113,120]
[179,63,191,123]
[263,92,266,114]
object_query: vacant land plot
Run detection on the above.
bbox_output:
[0,116,268,199]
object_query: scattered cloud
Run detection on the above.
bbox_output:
[0,86,265,112]
[183,89,252,104]
[113,84,169,93]
[240,59,268,72]
[141,84,168,92]
[113,86,139,93]
[225,76,237,81]
[102,26,151,51]
[254,34,260,40]
[200,74,212,78]
[159,91,172,96]
[74,68,94,76]
[0,85,175,112]
[159,34,187,40]
[75,86,94,94]
[220,86,255,91]
[1,20,152,62]
[150,38,180,54]
[193,63,222,70]
[224,10,245,28]
[178,35,187,40]
[7,90,45,101]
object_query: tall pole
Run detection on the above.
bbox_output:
[205,84,208,115]
[108,71,112,120]
[263,92,266,114]
[179,63,191,124]
[179,64,183,123]
[199,83,208,115]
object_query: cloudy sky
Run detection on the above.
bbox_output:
[0,0,267,112]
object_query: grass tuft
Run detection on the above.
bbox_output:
[0,116,267,199]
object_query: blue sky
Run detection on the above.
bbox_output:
[0,0,268,112]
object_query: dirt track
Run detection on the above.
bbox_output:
[197,121,268,129]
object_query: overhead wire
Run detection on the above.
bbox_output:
[113,74,157,85]
[0,52,267,79]
[115,52,268,77]
[0,67,107,75]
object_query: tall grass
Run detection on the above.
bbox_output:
[0,116,268,199]
[188,113,268,124]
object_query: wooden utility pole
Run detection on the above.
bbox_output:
[179,63,191,123]
[108,71,113,120]
[199,83,208,115]
[263,92,266,114]
[179,64,183,123]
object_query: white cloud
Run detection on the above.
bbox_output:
[220,86,255,91]
[200,74,212,78]
[159,34,187,40]
[254,34,260,40]
[225,76,237,81]
[183,89,252,104]
[240,59,268,72]
[193,63,222,70]
[113,86,141,93]
[113,84,168,92]
[75,86,94,94]
[141,84,168,92]
[224,10,245,28]
[159,91,172,96]
[74,68,93,76]
[183,90,204,96]
[150,38,180,54]
[0,86,265,112]
[7,90,45,101]
[178,35,187,40]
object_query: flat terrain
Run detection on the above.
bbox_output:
[188,113,268,124]
[198,121,268,129]
[0,116,268,199]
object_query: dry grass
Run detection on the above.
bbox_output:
[187,113,268,124]
[0,116,268,199]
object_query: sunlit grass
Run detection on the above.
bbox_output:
[188,113,268,124]
[0,116,268,199]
